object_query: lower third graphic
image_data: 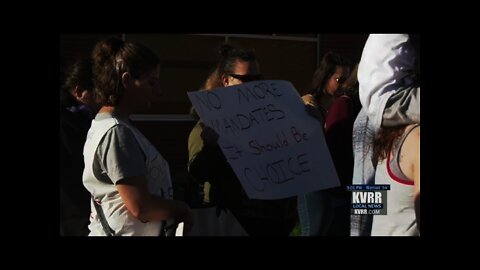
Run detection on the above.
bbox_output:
[347,185,390,215]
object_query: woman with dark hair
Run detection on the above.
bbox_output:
[303,51,350,126]
[60,59,99,236]
[297,51,352,236]
[313,64,362,236]
[188,44,296,236]
[82,37,193,236]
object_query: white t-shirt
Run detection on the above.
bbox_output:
[83,113,174,236]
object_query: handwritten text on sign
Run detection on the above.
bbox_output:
[187,80,339,199]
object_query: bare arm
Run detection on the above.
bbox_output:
[413,132,420,231]
[116,176,193,232]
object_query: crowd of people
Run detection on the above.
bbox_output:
[60,34,420,236]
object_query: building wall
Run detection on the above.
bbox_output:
[60,33,368,202]
[60,34,122,76]
[61,33,368,114]
[126,34,319,114]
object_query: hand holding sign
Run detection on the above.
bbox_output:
[188,80,340,200]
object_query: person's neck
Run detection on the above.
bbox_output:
[99,106,131,122]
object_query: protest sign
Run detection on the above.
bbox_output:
[187,80,339,199]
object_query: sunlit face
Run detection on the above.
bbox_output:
[223,60,261,87]
[324,66,346,96]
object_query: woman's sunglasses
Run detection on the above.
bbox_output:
[226,73,263,82]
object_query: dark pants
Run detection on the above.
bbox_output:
[297,189,350,236]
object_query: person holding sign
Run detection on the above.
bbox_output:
[82,37,193,236]
[188,44,297,236]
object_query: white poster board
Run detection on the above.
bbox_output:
[187,80,339,200]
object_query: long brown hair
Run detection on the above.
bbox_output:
[92,37,159,106]
[372,125,407,163]
[339,63,359,97]
[308,51,350,100]
[60,59,93,104]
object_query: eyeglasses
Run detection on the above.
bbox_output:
[226,73,263,82]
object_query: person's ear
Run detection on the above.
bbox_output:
[221,74,229,87]
[121,72,131,89]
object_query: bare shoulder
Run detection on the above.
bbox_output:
[405,125,420,145]
[402,124,420,155]
[399,125,420,180]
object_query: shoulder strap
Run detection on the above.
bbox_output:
[392,124,420,175]
[92,197,116,236]
[397,124,420,155]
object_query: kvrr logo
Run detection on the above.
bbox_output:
[352,191,382,204]
[351,191,387,215]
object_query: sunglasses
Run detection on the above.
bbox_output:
[226,73,263,82]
